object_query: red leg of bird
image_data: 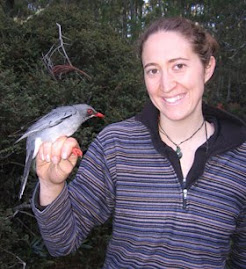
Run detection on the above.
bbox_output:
[72,148,83,157]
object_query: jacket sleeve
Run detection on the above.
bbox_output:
[31,135,115,256]
[226,202,246,268]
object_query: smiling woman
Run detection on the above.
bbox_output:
[142,31,215,123]
[32,16,246,269]
[140,20,217,178]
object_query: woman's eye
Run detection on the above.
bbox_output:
[146,68,159,75]
[174,63,185,70]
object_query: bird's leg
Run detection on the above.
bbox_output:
[72,148,83,157]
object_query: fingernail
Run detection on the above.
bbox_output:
[62,152,67,159]
[41,153,45,161]
[46,154,50,162]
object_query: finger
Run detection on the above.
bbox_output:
[42,141,52,163]
[50,136,68,164]
[37,143,45,162]
[57,157,78,176]
[61,137,80,160]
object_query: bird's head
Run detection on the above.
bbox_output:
[86,107,104,119]
[75,104,104,120]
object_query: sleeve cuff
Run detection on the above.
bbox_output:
[31,181,67,213]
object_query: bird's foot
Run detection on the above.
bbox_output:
[72,148,83,157]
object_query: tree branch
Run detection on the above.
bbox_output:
[56,23,72,66]
[0,247,26,269]
[42,23,91,80]
[11,202,33,218]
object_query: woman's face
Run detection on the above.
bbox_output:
[142,31,215,122]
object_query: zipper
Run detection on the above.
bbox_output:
[182,178,187,210]
[183,188,187,209]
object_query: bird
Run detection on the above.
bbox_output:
[16,104,104,199]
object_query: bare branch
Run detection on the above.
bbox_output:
[56,23,72,66]
[0,247,26,269]
[52,64,91,80]
[10,202,33,219]
[13,201,32,210]
[42,23,91,80]
[16,217,37,237]
[0,145,15,159]
[228,42,246,60]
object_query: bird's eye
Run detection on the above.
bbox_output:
[87,108,94,116]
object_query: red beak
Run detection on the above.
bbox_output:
[95,112,105,118]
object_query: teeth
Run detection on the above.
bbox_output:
[165,95,182,103]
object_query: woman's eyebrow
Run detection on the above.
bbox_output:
[144,58,189,69]
[143,63,158,69]
[168,57,189,63]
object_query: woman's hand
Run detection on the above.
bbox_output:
[36,136,80,206]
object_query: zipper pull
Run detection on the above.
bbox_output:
[183,188,187,209]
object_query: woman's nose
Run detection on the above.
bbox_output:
[160,72,176,93]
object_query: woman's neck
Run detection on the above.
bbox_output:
[159,112,205,143]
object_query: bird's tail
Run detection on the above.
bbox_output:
[19,149,34,199]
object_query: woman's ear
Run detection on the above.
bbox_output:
[204,56,216,83]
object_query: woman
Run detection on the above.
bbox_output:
[33,17,246,268]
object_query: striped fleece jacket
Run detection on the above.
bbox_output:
[32,101,246,268]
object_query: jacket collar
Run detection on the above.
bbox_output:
[135,100,246,157]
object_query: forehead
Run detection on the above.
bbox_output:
[142,31,194,62]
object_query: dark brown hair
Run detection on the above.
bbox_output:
[138,17,219,67]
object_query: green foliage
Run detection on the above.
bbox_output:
[0,3,145,268]
[0,1,245,268]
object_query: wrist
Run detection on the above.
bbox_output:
[39,178,65,206]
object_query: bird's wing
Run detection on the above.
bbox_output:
[16,106,77,142]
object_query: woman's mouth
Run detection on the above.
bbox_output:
[164,94,185,104]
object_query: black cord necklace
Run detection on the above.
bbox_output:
[159,119,205,159]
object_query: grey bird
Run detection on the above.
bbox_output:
[16,104,104,199]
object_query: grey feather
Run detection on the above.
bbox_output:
[16,104,103,199]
